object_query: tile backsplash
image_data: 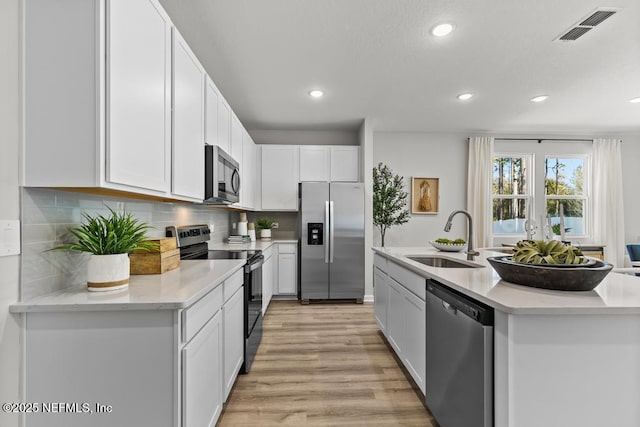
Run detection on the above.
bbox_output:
[21,188,230,301]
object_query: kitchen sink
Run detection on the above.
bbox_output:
[407,256,484,269]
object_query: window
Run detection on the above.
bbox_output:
[492,140,591,241]
[492,155,532,235]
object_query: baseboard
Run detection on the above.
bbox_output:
[363,294,374,303]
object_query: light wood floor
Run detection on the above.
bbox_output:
[219,301,437,426]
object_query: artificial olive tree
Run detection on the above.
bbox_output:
[373,162,409,246]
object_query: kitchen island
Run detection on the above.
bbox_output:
[373,246,640,427]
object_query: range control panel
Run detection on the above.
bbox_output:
[307,223,323,245]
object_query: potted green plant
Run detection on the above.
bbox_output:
[373,163,410,246]
[54,207,156,292]
[256,218,275,240]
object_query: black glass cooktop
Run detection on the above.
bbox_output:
[206,249,261,260]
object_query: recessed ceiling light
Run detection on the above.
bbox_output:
[431,23,454,37]
[630,97,640,103]
[457,93,474,101]
[530,95,549,103]
[309,90,324,98]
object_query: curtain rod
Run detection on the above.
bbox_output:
[493,138,593,142]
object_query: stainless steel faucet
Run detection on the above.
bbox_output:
[444,210,480,261]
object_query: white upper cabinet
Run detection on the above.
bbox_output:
[330,146,360,182]
[240,130,256,209]
[23,0,173,197]
[230,113,244,166]
[298,145,360,182]
[261,145,300,211]
[107,0,171,193]
[204,77,219,147]
[171,28,205,201]
[217,96,231,155]
[299,146,330,182]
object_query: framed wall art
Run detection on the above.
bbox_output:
[411,177,439,214]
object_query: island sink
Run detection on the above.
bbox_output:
[407,256,484,268]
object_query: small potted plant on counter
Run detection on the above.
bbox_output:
[256,218,275,240]
[54,207,156,292]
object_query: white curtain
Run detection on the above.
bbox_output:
[467,136,494,248]
[593,138,626,267]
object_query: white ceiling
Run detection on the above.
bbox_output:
[159,0,640,134]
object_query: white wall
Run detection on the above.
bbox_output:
[0,0,21,426]
[373,132,469,247]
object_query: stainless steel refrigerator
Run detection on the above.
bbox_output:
[299,182,365,302]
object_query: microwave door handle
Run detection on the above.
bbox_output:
[324,201,330,264]
[231,168,240,194]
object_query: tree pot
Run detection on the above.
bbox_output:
[87,253,130,292]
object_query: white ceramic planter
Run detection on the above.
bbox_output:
[87,253,130,292]
[260,229,272,239]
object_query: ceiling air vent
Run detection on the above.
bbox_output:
[555,7,620,42]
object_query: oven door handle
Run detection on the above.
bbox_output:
[245,256,264,272]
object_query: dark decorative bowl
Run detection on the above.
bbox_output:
[487,256,613,291]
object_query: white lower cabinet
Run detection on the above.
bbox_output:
[21,267,246,427]
[277,243,297,295]
[375,256,426,395]
[223,286,245,400]
[373,266,388,332]
[182,310,223,427]
[262,246,275,315]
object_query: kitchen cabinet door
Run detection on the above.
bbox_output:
[277,244,297,294]
[230,113,244,166]
[240,130,256,209]
[299,146,330,181]
[261,145,300,210]
[223,286,244,401]
[330,146,359,182]
[182,310,223,427]
[171,28,204,200]
[205,76,219,147]
[386,277,405,356]
[373,266,388,333]
[217,96,231,154]
[262,253,274,315]
[403,288,426,395]
[107,0,172,193]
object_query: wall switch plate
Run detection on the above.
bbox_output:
[272,222,279,229]
[0,220,20,256]
[209,224,215,234]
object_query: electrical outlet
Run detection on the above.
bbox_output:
[272,222,279,229]
[209,224,215,234]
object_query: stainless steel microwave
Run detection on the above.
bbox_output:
[204,145,240,204]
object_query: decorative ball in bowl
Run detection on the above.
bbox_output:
[429,238,466,252]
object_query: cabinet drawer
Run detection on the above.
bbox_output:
[373,253,388,271]
[278,243,297,254]
[387,261,425,300]
[223,269,244,303]
[183,285,223,343]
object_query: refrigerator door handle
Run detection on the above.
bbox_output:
[329,201,335,263]
[324,201,330,263]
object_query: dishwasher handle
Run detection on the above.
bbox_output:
[427,279,494,326]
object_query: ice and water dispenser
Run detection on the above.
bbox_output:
[307,223,323,245]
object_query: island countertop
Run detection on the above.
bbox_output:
[373,246,640,314]
[10,259,246,313]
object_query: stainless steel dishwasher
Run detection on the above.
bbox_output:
[426,279,494,427]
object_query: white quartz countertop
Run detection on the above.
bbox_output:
[373,247,640,314]
[10,259,245,313]
[210,239,298,251]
